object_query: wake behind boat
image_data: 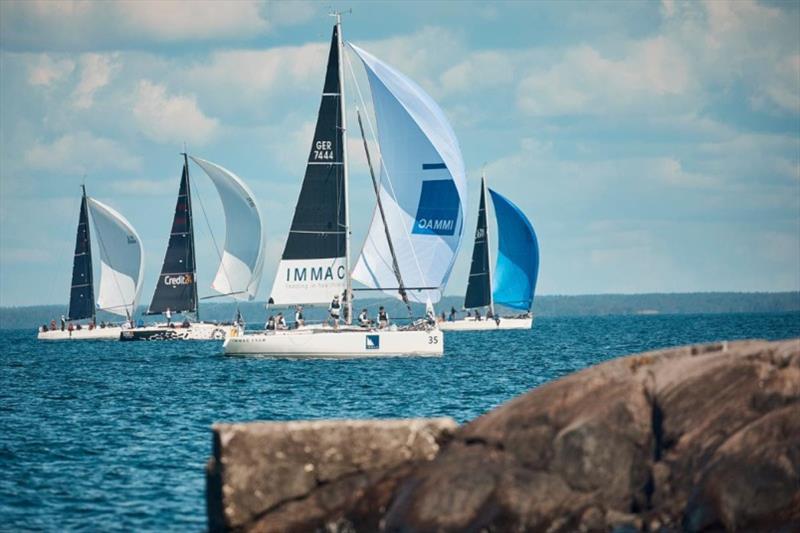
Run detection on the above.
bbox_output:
[225,15,466,357]
[439,174,539,332]
[38,186,144,340]
[121,154,263,341]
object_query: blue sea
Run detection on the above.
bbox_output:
[1,312,798,531]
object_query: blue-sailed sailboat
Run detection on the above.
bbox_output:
[440,174,539,331]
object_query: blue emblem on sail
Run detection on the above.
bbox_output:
[412,180,459,236]
[365,335,380,350]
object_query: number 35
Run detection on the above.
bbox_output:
[428,335,439,344]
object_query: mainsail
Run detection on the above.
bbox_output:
[489,189,539,311]
[464,178,492,309]
[147,157,198,315]
[67,187,95,321]
[87,198,144,318]
[269,25,347,305]
[191,156,265,301]
[349,44,467,304]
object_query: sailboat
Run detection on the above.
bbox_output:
[120,154,264,341]
[439,174,539,331]
[38,186,144,340]
[223,15,467,357]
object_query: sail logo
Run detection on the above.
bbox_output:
[412,180,459,236]
[286,265,346,282]
[127,235,137,244]
[312,140,336,161]
[365,335,380,350]
[475,228,485,239]
[164,274,193,286]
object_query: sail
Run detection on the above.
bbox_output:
[190,156,264,301]
[489,189,539,311]
[349,43,467,304]
[147,160,198,315]
[87,198,144,317]
[269,25,347,305]
[464,179,491,309]
[67,191,95,321]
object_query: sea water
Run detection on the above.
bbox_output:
[1,312,798,530]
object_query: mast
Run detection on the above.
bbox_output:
[357,109,411,316]
[483,172,495,316]
[335,10,352,325]
[84,185,96,324]
[183,150,200,320]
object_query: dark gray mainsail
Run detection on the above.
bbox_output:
[269,24,348,305]
[464,177,492,310]
[67,185,95,321]
[147,154,198,316]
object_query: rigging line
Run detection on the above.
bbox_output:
[88,201,136,320]
[344,50,432,298]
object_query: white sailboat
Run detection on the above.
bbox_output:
[439,174,539,331]
[120,154,264,341]
[38,186,144,340]
[224,15,467,357]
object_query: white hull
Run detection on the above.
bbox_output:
[119,322,231,341]
[438,316,532,331]
[223,327,443,358]
[37,327,122,340]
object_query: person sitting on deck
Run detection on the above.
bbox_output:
[377,306,389,329]
[294,305,305,328]
[50,320,57,331]
[181,318,190,328]
[486,308,494,320]
[329,295,341,329]
[449,307,457,321]
[67,323,74,332]
[358,308,371,328]
[265,315,276,331]
[473,309,482,321]
[276,313,287,330]
[41,324,47,333]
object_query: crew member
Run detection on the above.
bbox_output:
[329,295,341,329]
[358,308,370,328]
[377,306,389,329]
[295,305,305,328]
[449,307,457,321]
[265,315,276,331]
[60,315,66,331]
[165,307,172,326]
[276,313,287,330]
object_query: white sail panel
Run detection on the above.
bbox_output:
[190,156,265,301]
[87,198,144,317]
[349,43,467,304]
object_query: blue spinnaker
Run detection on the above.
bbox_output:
[489,189,539,311]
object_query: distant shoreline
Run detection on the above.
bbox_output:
[2,292,798,330]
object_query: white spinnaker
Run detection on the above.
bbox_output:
[190,156,265,301]
[349,43,467,304]
[87,198,144,317]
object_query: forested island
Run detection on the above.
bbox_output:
[2,292,798,330]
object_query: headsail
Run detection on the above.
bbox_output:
[147,157,198,315]
[67,188,95,321]
[464,178,492,309]
[489,189,539,311]
[269,25,347,305]
[190,156,264,301]
[349,43,467,304]
[87,198,144,318]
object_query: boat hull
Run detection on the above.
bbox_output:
[37,327,122,340]
[119,322,231,341]
[438,316,532,331]
[223,328,443,358]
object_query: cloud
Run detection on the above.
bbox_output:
[132,80,218,145]
[72,53,118,108]
[108,178,175,197]
[0,0,316,51]
[27,54,74,86]
[24,131,141,174]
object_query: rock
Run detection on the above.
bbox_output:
[207,418,457,532]
[207,339,800,532]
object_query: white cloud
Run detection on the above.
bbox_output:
[24,131,141,174]
[132,80,218,145]
[27,54,74,86]
[108,178,174,197]
[72,53,118,109]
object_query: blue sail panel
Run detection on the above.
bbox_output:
[489,189,539,311]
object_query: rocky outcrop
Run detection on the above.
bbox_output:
[207,338,800,532]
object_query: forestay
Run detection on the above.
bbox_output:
[489,189,539,311]
[191,157,265,301]
[87,198,144,317]
[349,43,467,304]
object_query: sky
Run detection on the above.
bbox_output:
[0,0,798,307]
